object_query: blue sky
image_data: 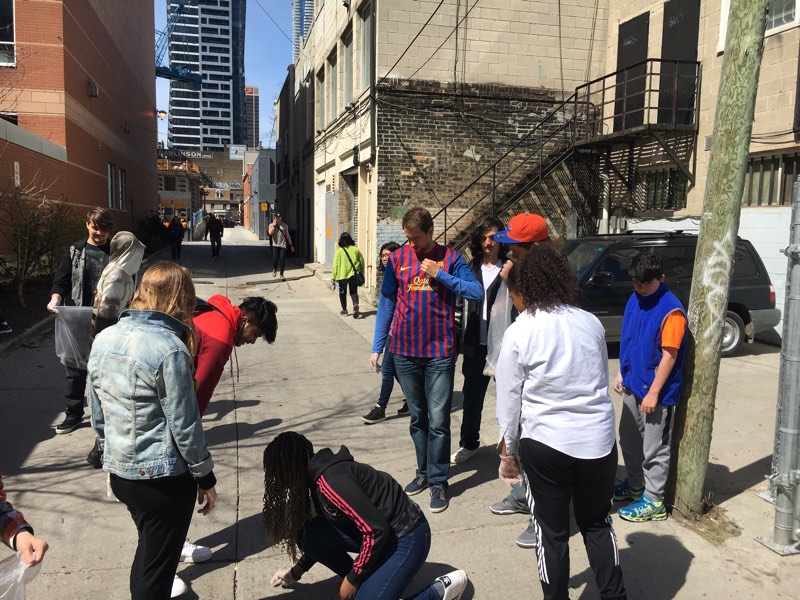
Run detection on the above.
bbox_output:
[154,0,293,148]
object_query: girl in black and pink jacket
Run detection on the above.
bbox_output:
[263,432,467,600]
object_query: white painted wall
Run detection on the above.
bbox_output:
[626,208,792,338]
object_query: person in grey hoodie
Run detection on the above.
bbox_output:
[86,231,145,468]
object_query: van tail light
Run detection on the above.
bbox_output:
[769,284,776,306]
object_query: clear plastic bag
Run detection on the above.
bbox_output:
[54,306,94,369]
[484,281,512,377]
[0,553,41,600]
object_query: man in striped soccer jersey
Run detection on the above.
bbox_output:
[370,206,483,513]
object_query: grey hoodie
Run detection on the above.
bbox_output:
[93,232,145,335]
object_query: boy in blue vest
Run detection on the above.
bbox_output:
[613,251,687,522]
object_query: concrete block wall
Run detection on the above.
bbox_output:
[378,0,610,92]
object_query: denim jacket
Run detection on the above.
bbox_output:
[88,310,214,483]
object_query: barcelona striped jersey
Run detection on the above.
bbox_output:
[373,244,483,358]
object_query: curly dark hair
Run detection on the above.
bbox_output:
[506,246,580,311]
[467,215,507,261]
[239,297,279,343]
[263,432,314,561]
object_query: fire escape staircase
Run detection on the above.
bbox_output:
[434,58,700,252]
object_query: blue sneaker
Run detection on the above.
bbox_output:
[618,495,667,522]
[613,480,645,502]
[429,485,449,513]
[404,476,428,496]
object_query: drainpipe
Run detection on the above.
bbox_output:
[764,175,800,553]
[598,173,610,235]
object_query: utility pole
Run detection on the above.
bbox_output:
[670,0,768,518]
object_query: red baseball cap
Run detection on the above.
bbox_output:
[494,213,549,244]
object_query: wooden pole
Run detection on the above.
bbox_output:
[670,0,768,518]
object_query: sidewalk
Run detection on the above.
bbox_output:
[0,228,797,599]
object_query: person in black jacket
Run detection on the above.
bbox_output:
[47,207,114,434]
[263,432,468,600]
[450,216,507,466]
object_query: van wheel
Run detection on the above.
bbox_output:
[721,311,745,357]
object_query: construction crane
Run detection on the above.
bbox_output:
[155,0,202,90]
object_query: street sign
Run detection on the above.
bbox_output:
[260,202,268,211]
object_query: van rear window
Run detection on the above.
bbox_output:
[732,245,759,278]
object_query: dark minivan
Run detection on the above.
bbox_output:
[561,232,781,356]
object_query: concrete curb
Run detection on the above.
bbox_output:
[0,313,55,359]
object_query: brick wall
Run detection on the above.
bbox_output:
[375,79,588,242]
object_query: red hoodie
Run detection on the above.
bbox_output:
[194,295,243,415]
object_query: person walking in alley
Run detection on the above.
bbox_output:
[168,216,184,261]
[614,251,687,523]
[331,232,365,318]
[496,249,626,600]
[88,262,217,600]
[263,431,469,600]
[47,207,114,434]
[450,216,507,465]
[269,213,294,281]
[362,241,408,423]
[370,207,482,513]
[207,214,224,259]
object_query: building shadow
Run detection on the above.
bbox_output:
[202,399,260,422]
[448,449,504,499]
[203,417,282,447]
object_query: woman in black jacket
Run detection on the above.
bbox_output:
[451,216,507,466]
[263,432,467,600]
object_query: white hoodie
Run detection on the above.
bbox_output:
[93,231,145,334]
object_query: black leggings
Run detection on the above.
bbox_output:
[111,473,196,600]
[519,438,626,600]
[337,277,359,311]
[272,246,287,275]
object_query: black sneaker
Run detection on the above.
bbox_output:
[340,310,349,316]
[0,320,12,335]
[397,401,409,416]
[86,442,103,468]
[55,413,82,434]
[361,405,386,424]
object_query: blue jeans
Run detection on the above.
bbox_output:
[300,517,440,600]
[377,340,401,409]
[393,355,456,489]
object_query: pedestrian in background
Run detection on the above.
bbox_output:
[47,207,114,435]
[269,213,294,281]
[331,232,364,318]
[1,470,49,566]
[168,216,184,261]
[614,251,686,523]
[362,241,408,423]
[263,431,469,600]
[496,249,625,600]
[207,214,224,259]
[370,206,482,513]
[88,262,217,600]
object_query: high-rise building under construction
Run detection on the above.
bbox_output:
[167,0,246,151]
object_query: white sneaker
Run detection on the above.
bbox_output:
[180,538,212,563]
[171,575,188,598]
[450,446,478,465]
[436,569,468,600]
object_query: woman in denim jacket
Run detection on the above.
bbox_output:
[88,261,217,600]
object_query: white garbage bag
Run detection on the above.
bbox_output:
[483,281,513,377]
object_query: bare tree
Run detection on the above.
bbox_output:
[0,175,83,307]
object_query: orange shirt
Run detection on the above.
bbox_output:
[661,310,686,350]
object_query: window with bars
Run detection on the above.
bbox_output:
[343,31,353,107]
[767,0,796,31]
[641,169,688,210]
[328,51,338,124]
[360,3,372,91]
[743,152,800,207]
